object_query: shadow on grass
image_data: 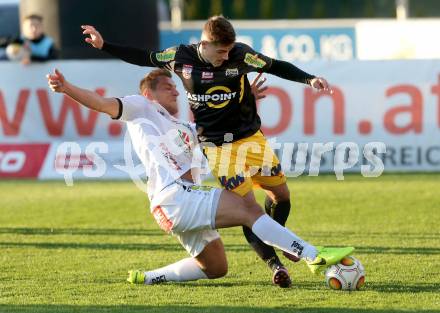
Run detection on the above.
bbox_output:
[0,227,164,237]
[303,231,440,241]
[0,305,438,313]
[1,240,439,256]
[177,280,440,293]
[365,282,440,293]
[354,246,440,255]
[0,241,258,253]
[0,241,260,252]
[0,241,182,251]
[2,228,438,242]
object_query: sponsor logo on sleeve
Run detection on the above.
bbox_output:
[155,49,176,63]
[244,53,267,69]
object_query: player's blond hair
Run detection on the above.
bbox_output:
[139,69,172,94]
[202,15,236,45]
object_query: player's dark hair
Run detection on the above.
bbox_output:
[139,69,172,93]
[203,15,236,45]
[24,14,43,22]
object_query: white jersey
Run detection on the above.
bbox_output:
[118,95,205,207]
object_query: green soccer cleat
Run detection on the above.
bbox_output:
[307,246,355,275]
[127,270,146,284]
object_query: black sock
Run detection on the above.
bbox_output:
[241,198,292,271]
[242,226,283,271]
[265,197,291,226]
[265,196,274,215]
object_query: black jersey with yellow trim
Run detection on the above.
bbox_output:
[102,42,315,145]
[102,40,315,145]
[150,42,273,145]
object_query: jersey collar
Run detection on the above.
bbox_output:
[152,101,180,121]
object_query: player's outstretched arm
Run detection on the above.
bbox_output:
[81,25,156,67]
[46,69,120,118]
[265,59,333,93]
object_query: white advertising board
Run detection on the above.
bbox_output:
[0,60,439,179]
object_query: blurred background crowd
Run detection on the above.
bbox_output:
[1,0,439,63]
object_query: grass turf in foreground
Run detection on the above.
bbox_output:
[0,174,439,313]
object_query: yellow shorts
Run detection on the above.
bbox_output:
[203,131,286,196]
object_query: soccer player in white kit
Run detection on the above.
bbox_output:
[46,68,353,286]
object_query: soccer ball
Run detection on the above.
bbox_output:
[324,256,365,291]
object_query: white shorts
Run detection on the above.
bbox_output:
[151,180,222,257]
[176,229,221,257]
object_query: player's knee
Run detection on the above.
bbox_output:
[205,260,228,279]
[272,185,291,202]
[232,194,264,227]
[244,203,265,226]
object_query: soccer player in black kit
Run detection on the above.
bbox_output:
[82,15,332,288]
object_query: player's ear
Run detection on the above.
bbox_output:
[200,40,208,49]
[143,89,154,101]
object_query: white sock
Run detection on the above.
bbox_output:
[144,257,208,285]
[251,214,318,261]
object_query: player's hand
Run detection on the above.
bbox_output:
[310,77,333,94]
[46,69,67,93]
[251,72,268,100]
[81,25,104,49]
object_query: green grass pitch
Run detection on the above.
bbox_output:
[0,174,439,313]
